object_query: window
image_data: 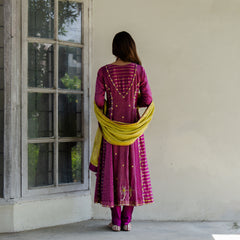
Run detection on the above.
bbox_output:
[22,0,90,196]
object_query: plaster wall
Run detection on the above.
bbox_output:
[91,0,240,221]
[0,194,92,233]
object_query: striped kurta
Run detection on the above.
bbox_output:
[92,63,154,207]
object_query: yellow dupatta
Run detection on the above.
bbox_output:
[90,101,155,168]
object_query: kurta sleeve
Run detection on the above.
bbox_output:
[94,67,105,108]
[138,66,152,107]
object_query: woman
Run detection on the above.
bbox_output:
[89,31,154,231]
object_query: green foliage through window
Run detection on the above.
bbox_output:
[71,143,82,182]
[28,144,40,187]
[60,73,81,90]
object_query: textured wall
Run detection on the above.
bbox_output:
[91,0,240,221]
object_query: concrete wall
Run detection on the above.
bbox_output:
[0,193,92,232]
[0,0,4,198]
[91,0,240,221]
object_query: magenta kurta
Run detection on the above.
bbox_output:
[91,63,154,207]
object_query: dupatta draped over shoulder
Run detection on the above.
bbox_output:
[90,63,154,207]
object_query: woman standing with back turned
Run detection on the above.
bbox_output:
[89,31,154,232]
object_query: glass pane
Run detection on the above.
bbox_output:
[58,94,82,137]
[28,143,54,188]
[59,45,82,90]
[58,1,82,43]
[58,142,83,184]
[28,43,54,88]
[28,93,54,138]
[28,0,54,39]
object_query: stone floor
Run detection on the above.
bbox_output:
[1,220,240,240]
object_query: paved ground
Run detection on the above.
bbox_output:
[1,220,240,240]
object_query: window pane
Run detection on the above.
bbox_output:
[58,94,82,137]
[28,0,54,39]
[58,142,83,184]
[58,1,82,43]
[28,43,54,88]
[28,143,54,188]
[28,93,54,138]
[59,45,82,90]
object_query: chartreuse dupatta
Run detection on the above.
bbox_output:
[90,101,155,168]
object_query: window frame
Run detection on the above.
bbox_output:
[0,2,4,199]
[21,0,90,197]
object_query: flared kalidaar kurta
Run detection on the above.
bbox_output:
[90,63,154,207]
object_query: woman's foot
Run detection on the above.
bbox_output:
[108,222,121,232]
[122,223,132,231]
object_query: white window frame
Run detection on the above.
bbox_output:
[21,0,91,197]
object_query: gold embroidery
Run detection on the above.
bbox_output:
[129,187,133,198]
[121,187,127,201]
[106,64,138,99]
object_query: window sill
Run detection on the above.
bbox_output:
[0,188,90,204]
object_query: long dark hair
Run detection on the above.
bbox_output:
[112,31,142,65]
